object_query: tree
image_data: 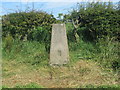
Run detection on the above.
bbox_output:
[64,2,120,42]
[57,13,63,21]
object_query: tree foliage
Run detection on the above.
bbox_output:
[2,10,57,53]
[64,2,120,42]
[2,11,56,41]
[64,2,120,70]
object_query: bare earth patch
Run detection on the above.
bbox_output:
[2,60,119,88]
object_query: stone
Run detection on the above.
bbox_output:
[50,24,69,65]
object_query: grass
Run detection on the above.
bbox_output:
[2,35,120,88]
[2,59,119,88]
[2,84,120,88]
[2,38,49,67]
[79,85,120,88]
[15,83,44,88]
[69,41,97,62]
[2,83,44,88]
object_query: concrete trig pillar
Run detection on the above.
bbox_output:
[50,24,69,65]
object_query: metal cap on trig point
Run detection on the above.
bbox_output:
[50,24,69,65]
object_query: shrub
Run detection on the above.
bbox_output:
[2,11,56,41]
[64,2,120,42]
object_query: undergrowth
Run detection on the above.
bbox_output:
[2,35,120,88]
[2,34,120,72]
[2,36,49,67]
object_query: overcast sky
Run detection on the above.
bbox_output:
[1,0,119,18]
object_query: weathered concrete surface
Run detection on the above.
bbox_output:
[50,24,69,65]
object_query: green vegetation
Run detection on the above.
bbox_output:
[2,38,48,66]
[2,1,120,88]
[2,84,120,88]
[64,2,120,71]
[78,85,120,88]
[2,83,44,88]
[15,83,44,88]
[2,11,56,53]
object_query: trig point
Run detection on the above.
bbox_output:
[50,24,69,65]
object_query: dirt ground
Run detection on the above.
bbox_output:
[2,60,119,88]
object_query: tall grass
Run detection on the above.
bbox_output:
[66,23,119,71]
[2,35,49,67]
[69,37,119,72]
[2,33,120,72]
[69,39,97,63]
[96,37,120,71]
